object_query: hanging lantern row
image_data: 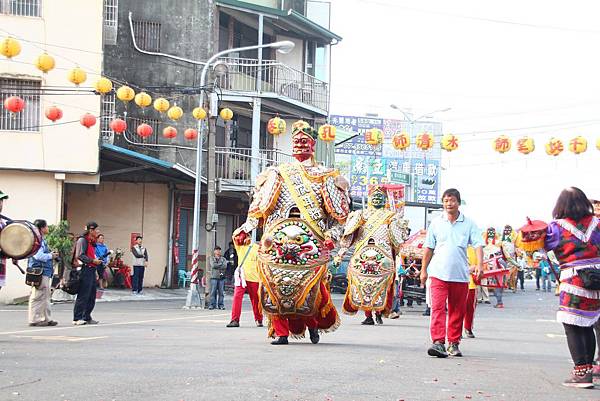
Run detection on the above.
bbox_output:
[106,118,198,142]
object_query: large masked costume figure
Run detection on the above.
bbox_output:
[336,185,409,325]
[233,121,350,345]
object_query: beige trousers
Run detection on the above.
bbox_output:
[477,280,490,302]
[28,275,52,324]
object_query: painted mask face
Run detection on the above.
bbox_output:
[503,225,513,240]
[523,230,543,242]
[486,228,496,239]
[292,132,315,162]
[369,190,387,209]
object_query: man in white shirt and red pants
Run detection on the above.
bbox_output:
[420,188,484,358]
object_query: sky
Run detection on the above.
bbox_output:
[328,0,600,229]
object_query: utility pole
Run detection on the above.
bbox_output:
[203,113,218,303]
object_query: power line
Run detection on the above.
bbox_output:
[357,0,600,35]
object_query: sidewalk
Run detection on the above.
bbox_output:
[51,287,193,304]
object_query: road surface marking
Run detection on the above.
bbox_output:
[536,319,558,323]
[0,312,232,336]
[193,319,230,323]
[546,333,567,338]
[13,335,108,342]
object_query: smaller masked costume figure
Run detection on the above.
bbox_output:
[336,185,410,325]
[233,121,350,345]
[500,225,519,292]
[481,227,510,307]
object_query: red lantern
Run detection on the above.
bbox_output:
[184,128,198,141]
[3,96,25,114]
[80,113,96,129]
[162,126,177,139]
[44,106,63,122]
[137,123,153,138]
[110,118,127,134]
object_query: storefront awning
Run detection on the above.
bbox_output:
[100,144,198,185]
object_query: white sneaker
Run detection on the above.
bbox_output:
[73,320,87,326]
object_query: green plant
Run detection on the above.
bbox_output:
[46,220,73,258]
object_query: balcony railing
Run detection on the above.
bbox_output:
[216,57,329,112]
[214,146,294,184]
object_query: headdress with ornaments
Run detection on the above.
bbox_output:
[291,120,317,140]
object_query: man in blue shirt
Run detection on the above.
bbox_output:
[420,188,483,358]
[28,219,59,327]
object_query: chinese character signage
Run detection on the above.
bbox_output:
[332,114,442,204]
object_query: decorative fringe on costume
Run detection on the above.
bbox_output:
[557,310,600,327]
[560,283,600,299]
[319,312,341,335]
[515,235,545,252]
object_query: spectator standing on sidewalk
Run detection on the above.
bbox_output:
[73,222,101,326]
[223,241,238,284]
[420,188,483,358]
[131,236,148,295]
[95,234,110,290]
[226,240,263,327]
[516,250,527,290]
[209,246,227,310]
[28,219,59,327]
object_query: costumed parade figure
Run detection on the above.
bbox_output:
[335,185,410,325]
[500,225,519,292]
[482,227,509,308]
[233,121,350,345]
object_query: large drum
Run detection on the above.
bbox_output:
[0,221,42,259]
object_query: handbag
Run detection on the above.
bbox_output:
[62,269,80,295]
[25,266,43,287]
[576,268,600,290]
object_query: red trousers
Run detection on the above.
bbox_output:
[463,288,477,331]
[272,315,318,337]
[230,281,262,322]
[429,277,469,344]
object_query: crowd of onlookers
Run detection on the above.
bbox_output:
[26,221,150,327]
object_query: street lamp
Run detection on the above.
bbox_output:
[185,40,295,308]
[388,105,451,203]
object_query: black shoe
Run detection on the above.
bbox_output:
[256,320,263,327]
[422,308,431,316]
[361,316,375,325]
[226,320,239,328]
[375,314,383,325]
[308,328,320,344]
[427,342,448,358]
[484,300,491,304]
[464,329,475,338]
[271,336,289,345]
[447,343,463,357]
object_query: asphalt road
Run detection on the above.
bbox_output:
[0,282,596,401]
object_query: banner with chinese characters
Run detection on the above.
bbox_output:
[345,156,440,201]
[332,114,442,204]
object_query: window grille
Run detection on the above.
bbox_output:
[132,20,161,52]
[0,0,41,17]
[103,0,118,45]
[128,116,160,144]
[100,92,115,144]
[0,78,41,132]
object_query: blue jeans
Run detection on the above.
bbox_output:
[542,277,552,291]
[210,278,225,308]
[132,266,145,293]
